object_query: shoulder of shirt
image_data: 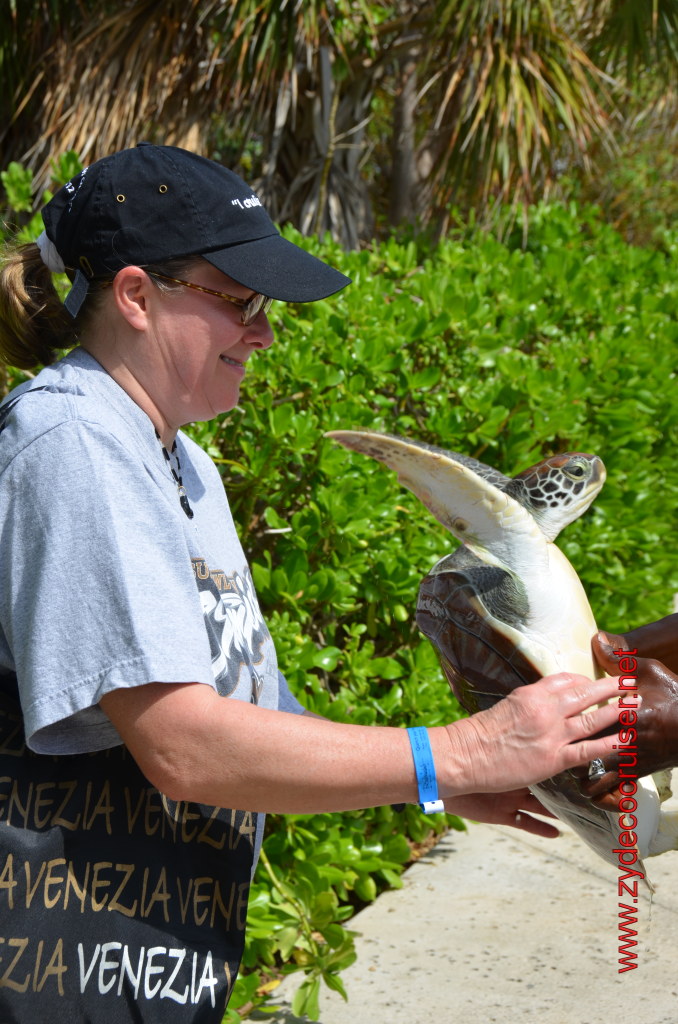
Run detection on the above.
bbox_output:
[1,349,229,487]
[0,349,154,463]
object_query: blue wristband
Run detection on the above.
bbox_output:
[407,727,445,814]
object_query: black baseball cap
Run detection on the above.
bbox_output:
[41,142,351,317]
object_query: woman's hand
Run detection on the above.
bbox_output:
[444,789,559,838]
[440,672,622,797]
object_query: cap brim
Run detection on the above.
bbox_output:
[202,234,351,302]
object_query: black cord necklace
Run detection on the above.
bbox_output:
[155,430,194,519]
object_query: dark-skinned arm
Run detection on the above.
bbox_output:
[619,613,678,674]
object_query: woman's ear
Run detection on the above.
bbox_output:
[110,266,154,330]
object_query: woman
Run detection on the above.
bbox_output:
[0,142,620,1023]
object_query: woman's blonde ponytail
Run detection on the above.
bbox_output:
[0,242,74,369]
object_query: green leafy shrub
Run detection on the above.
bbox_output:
[3,163,678,1020]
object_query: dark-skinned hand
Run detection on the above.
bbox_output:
[581,627,678,810]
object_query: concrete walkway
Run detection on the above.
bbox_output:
[254,811,678,1024]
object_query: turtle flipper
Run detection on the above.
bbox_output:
[327,430,545,566]
[417,554,536,713]
[531,776,654,880]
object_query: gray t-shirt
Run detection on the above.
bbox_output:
[0,348,304,1022]
[0,347,302,755]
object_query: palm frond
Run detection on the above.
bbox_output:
[4,0,678,245]
[412,0,615,222]
[584,0,678,81]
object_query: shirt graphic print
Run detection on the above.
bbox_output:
[191,560,270,705]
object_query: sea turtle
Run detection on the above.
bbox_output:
[327,429,678,872]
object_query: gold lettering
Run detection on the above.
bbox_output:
[0,937,30,992]
[7,780,32,828]
[160,795,179,842]
[35,939,66,995]
[63,860,90,913]
[0,775,10,822]
[197,805,226,850]
[124,787,145,833]
[180,803,200,844]
[31,940,43,991]
[192,877,211,926]
[0,778,80,831]
[108,864,137,918]
[142,867,170,923]
[82,781,92,828]
[52,780,80,831]
[144,789,163,837]
[176,877,193,925]
[0,853,16,908]
[24,860,47,908]
[229,809,256,850]
[240,811,256,842]
[33,782,55,829]
[192,558,210,581]
[43,858,66,910]
[91,861,112,911]
[86,782,113,834]
[209,879,235,929]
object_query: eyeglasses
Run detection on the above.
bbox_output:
[147,271,273,326]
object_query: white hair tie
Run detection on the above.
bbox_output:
[36,230,66,274]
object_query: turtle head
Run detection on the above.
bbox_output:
[505,453,605,541]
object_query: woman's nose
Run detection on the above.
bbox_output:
[245,311,275,349]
